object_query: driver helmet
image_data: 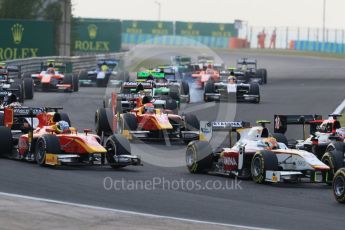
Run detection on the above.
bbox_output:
[47,68,55,74]
[263,137,278,150]
[56,120,70,133]
[228,74,236,84]
[144,103,155,114]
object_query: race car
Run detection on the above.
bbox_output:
[197,55,215,68]
[333,168,345,203]
[192,64,220,88]
[95,92,200,143]
[0,106,141,168]
[171,56,192,66]
[274,114,345,183]
[273,114,342,157]
[136,68,190,103]
[28,60,79,92]
[79,59,127,87]
[203,75,260,103]
[170,56,195,79]
[0,63,34,101]
[186,120,331,184]
[109,82,179,114]
[221,58,267,85]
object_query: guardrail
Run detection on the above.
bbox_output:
[4,52,125,75]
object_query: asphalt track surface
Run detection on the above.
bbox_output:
[1,48,345,230]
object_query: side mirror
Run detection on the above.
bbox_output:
[84,129,92,135]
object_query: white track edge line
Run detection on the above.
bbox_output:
[0,191,273,230]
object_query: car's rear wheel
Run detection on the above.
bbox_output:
[186,141,213,173]
[121,113,138,131]
[73,74,79,92]
[162,95,178,113]
[63,74,73,91]
[184,113,200,131]
[95,108,113,136]
[204,81,215,102]
[249,83,260,103]
[181,81,190,103]
[11,82,24,103]
[23,78,34,99]
[0,127,12,157]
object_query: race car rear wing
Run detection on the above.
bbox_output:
[0,107,63,132]
[200,121,250,144]
[97,59,119,66]
[273,114,323,138]
[237,58,257,65]
[137,71,165,79]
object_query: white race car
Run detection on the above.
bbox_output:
[186,120,330,183]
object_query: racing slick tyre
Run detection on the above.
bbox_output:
[256,69,266,85]
[95,108,113,136]
[181,81,190,103]
[0,127,13,156]
[251,150,278,184]
[248,83,260,103]
[35,134,61,166]
[73,74,79,92]
[333,168,345,203]
[60,113,71,127]
[322,142,345,184]
[204,81,215,102]
[262,68,267,84]
[105,134,131,169]
[184,113,200,131]
[311,144,327,159]
[162,95,178,113]
[22,72,32,79]
[11,82,24,103]
[121,113,138,131]
[63,74,73,91]
[168,85,180,102]
[78,70,88,87]
[272,133,288,146]
[23,78,34,99]
[0,112,3,125]
[186,141,213,173]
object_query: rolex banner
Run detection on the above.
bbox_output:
[0,19,54,61]
[122,20,173,35]
[175,21,238,37]
[73,18,122,53]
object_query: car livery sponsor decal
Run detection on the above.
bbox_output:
[275,116,281,130]
[222,151,239,171]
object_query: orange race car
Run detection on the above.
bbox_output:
[28,60,79,92]
[191,64,220,88]
[0,107,140,168]
[95,92,199,142]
